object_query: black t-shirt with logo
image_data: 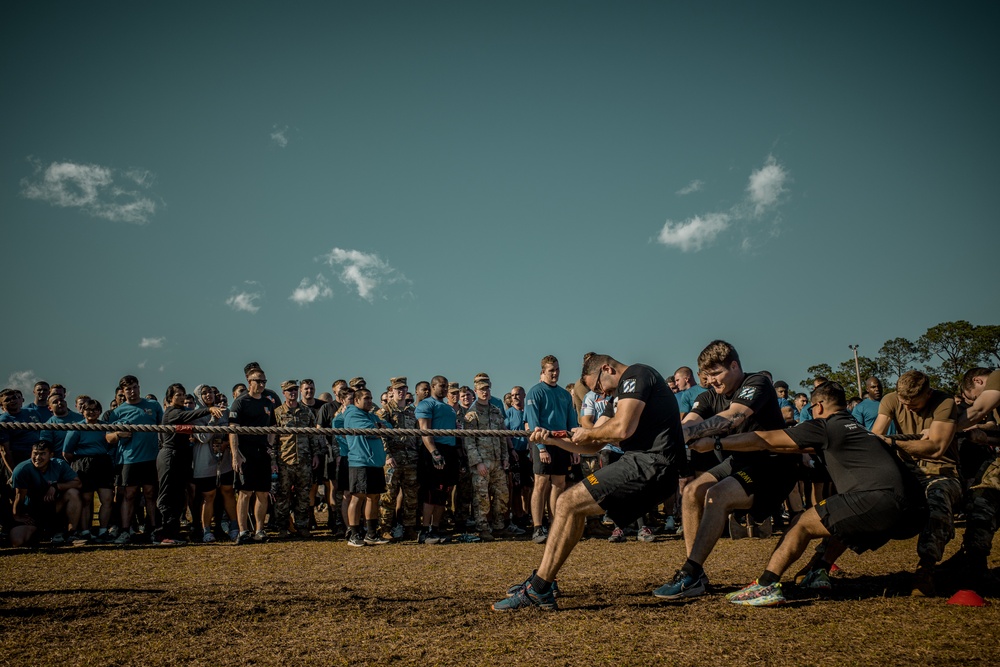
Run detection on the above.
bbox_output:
[689,372,787,466]
[785,411,907,495]
[229,393,276,451]
[600,364,684,459]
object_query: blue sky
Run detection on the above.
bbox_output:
[2,2,998,405]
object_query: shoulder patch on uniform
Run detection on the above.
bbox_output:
[621,379,636,393]
[737,386,757,401]
[691,401,700,410]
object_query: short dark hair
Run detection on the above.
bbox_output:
[118,375,139,389]
[581,352,616,379]
[811,381,846,410]
[166,384,186,401]
[32,440,54,452]
[962,368,993,392]
[773,380,789,390]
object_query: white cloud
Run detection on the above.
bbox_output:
[5,370,40,399]
[226,282,263,313]
[676,179,704,196]
[138,360,147,369]
[271,125,289,148]
[139,337,165,349]
[158,365,165,372]
[322,248,408,301]
[656,213,731,252]
[289,274,333,305]
[20,159,159,224]
[746,155,789,216]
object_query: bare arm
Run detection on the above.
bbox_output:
[417,418,438,455]
[691,429,808,455]
[0,442,15,474]
[958,389,1000,429]
[891,420,957,459]
[871,414,892,436]
[681,403,753,442]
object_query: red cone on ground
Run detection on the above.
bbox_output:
[947,589,987,607]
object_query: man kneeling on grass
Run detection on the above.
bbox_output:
[10,440,83,547]
[688,382,927,606]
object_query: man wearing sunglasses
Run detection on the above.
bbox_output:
[229,366,277,544]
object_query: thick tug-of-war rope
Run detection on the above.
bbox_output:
[0,422,568,439]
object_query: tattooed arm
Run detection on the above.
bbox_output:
[681,404,754,443]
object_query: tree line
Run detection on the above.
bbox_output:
[801,321,1000,397]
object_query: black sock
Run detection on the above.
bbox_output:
[365,519,378,535]
[349,524,360,537]
[681,559,703,578]
[759,570,780,586]
[529,573,552,594]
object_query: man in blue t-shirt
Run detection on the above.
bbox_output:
[505,386,531,529]
[852,377,894,434]
[10,440,83,547]
[1,389,42,472]
[39,393,84,459]
[414,375,458,544]
[524,355,578,544]
[106,375,164,543]
[674,366,708,418]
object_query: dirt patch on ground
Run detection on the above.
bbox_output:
[1,531,997,666]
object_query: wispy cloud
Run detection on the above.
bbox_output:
[138,360,147,369]
[289,274,333,305]
[322,248,409,301]
[270,125,289,148]
[20,159,159,224]
[226,282,263,313]
[139,337,165,349]
[657,213,731,252]
[158,365,165,372]
[676,179,704,196]
[656,155,791,253]
[746,155,789,216]
[5,370,40,399]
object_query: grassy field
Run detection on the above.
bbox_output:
[1,528,998,666]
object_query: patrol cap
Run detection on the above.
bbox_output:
[474,379,491,390]
[473,372,491,382]
[280,380,299,392]
[448,382,460,393]
[390,376,408,389]
[349,377,366,389]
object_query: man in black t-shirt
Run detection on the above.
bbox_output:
[655,340,796,601]
[689,382,925,606]
[493,353,684,611]
[229,367,277,545]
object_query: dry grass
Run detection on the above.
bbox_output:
[1,529,998,666]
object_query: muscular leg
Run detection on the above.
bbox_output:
[236,490,253,533]
[537,484,604,582]
[688,477,753,567]
[253,491,269,532]
[763,507,831,577]
[548,475,567,522]
[681,473,716,555]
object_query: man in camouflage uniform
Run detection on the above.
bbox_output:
[463,378,512,541]
[376,377,421,541]
[872,370,962,596]
[273,380,322,538]
[448,382,474,532]
[941,368,1000,590]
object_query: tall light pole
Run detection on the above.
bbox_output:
[849,344,862,398]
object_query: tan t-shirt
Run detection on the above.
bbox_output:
[985,369,1000,392]
[878,389,958,465]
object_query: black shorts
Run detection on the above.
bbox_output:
[70,455,114,492]
[349,466,386,495]
[582,450,680,527]
[121,460,157,488]
[418,444,460,505]
[234,447,272,492]
[707,455,799,521]
[193,471,235,493]
[688,450,720,476]
[532,445,572,477]
[511,452,533,489]
[815,489,917,554]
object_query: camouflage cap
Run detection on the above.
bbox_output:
[280,380,299,392]
[390,376,408,389]
[473,372,491,382]
[448,382,460,392]
[349,376,366,389]
[474,379,491,390]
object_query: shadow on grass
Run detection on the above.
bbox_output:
[0,588,167,599]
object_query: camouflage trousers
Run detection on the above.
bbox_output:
[472,461,510,531]
[964,476,1000,559]
[380,450,419,529]
[275,460,312,530]
[916,474,963,564]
